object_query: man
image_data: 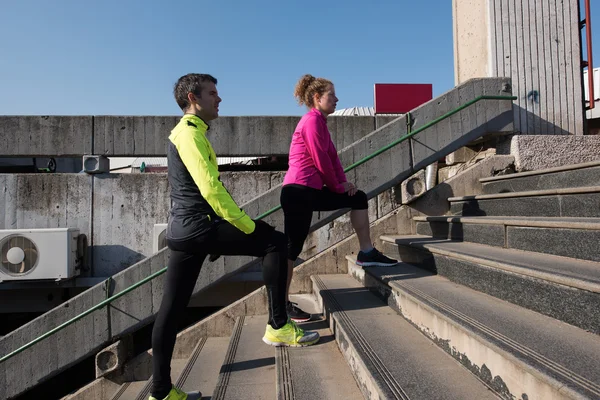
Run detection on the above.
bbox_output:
[150,73,319,400]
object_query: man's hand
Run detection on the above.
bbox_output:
[342,181,357,196]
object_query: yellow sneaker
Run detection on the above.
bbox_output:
[149,386,201,400]
[262,320,320,347]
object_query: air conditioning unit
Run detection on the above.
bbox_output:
[0,228,86,282]
[153,224,168,253]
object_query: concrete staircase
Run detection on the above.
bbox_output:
[1,77,515,400]
[368,161,600,399]
[64,160,600,400]
[99,295,365,400]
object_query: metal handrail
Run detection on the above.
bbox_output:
[583,0,595,109]
[0,94,516,364]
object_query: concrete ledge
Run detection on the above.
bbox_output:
[1,116,377,157]
[0,116,93,157]
[497,135,600,172]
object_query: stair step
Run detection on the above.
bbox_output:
[176,336,230,397]
[447,186,600,217]
[479,160,600,194]
[109,382,147,400]
[110,357,188,400]
[311,274,499,400]
[346,257,600,400]
[381,235,600,334]
[276,318,363,400]
[212,316,275,400]
[413,216,600,262]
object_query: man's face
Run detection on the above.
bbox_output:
[193,82,222,121]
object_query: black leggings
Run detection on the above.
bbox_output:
[151,220,288,398]
[280,184,368,261]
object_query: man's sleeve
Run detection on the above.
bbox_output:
[302,116,346,193]
[172,130,256,234]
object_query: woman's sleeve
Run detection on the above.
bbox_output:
[302,116,346,193]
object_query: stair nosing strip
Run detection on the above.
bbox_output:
[370,269,600,396]
[413,216,600,231]
[276,346,295,400]
[448,186,600,202]
[110,382,131,400]
[392,238,600,293]
[175,336,208,388]
[212,316,245,400]
[314,276,410,400]
[479,161,600,182]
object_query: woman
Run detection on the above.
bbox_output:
[281,74,398,322]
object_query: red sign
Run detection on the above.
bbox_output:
[374,83,433,114]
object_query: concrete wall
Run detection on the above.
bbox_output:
[453,0,490,84]
[0,116,378,157]
[453,0,584,135]
[0,172,284,277]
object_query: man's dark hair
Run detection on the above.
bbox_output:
[173,73,218,111]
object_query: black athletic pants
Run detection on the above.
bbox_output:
[151,220,288,398]
[280,184,368,261]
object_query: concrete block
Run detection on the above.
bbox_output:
[0,116,93,157]
[438,165,466,183]
[95,337,131,378]
[400,170,427,204]
[446,147,478,165]
[497,135,600,171]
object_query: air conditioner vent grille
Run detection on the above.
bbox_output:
[1,235,39,276]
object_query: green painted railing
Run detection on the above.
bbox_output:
[0,94,516,364]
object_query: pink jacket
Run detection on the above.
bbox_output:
[283,108,347,193]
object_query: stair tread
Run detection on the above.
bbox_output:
[112,358,187,400]
[479,160,600,183]
[213,315,275,400]
[313,274,499,400]
[110,381,147,400]
[344,258,600,398]
[178,337,230,397]
[448,185,600,201]
[383,235,600,291]
[413,215,600,230]
[277,318,363,400]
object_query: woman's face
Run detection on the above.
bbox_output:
[315,84,338,116]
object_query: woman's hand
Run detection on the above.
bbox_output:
[342,181,357,196]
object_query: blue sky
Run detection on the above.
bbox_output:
[0,0,598,116]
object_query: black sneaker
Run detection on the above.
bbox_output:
[287,301,311,323]
[356,248,399,267]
